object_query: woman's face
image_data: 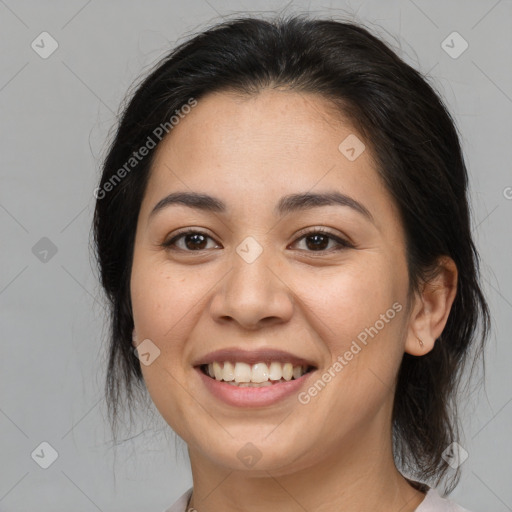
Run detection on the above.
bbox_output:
[130,89,413,474]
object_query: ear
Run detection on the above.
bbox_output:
[405,256,458,356]
[132,328,137,347]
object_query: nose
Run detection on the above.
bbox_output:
[209,247,294,330]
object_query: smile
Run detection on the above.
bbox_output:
[195,362,317,407]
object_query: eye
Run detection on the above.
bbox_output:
[161,230,221,251]
[291,228,354,252]
[161,227,354,253]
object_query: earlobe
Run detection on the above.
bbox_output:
[405,256,458,356]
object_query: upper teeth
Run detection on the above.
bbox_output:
[206,361,307,383]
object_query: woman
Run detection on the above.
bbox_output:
[93,15,489,512]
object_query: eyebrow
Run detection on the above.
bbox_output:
[148,190,375,224]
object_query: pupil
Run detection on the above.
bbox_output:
[306,234,328,250]
[186,233,206,250]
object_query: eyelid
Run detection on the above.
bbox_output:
[161,228,221,249]
[290,226,354,250]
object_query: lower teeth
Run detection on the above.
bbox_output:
[227,381,275,387]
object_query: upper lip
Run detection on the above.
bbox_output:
[192,348,318,368]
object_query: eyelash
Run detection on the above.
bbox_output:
[161,227,354,253]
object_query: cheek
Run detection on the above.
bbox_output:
[297,259,404,342]
[130,256,206,345]
[294,259,407,408]
[130,256,209,436]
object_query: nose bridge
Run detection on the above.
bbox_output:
[233,239,274,297]
[210,236,293,328]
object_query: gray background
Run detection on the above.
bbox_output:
[0,0,511,511]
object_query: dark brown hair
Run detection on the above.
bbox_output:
[92,14,490,492]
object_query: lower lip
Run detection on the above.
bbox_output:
[195,367,315,407]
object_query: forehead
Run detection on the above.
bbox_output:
[140,89,397,228]
[152,88,365,171]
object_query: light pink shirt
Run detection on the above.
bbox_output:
[163,487,472,512]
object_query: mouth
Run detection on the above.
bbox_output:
[192,348,318,407]
[198,361,316,387]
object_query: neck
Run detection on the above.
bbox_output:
[186,405,426,512]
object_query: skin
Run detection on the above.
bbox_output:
[130,88,458,512]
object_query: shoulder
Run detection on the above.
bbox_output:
[164,486,473,512]
[162,487,193,512]
[416,487,473,512]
